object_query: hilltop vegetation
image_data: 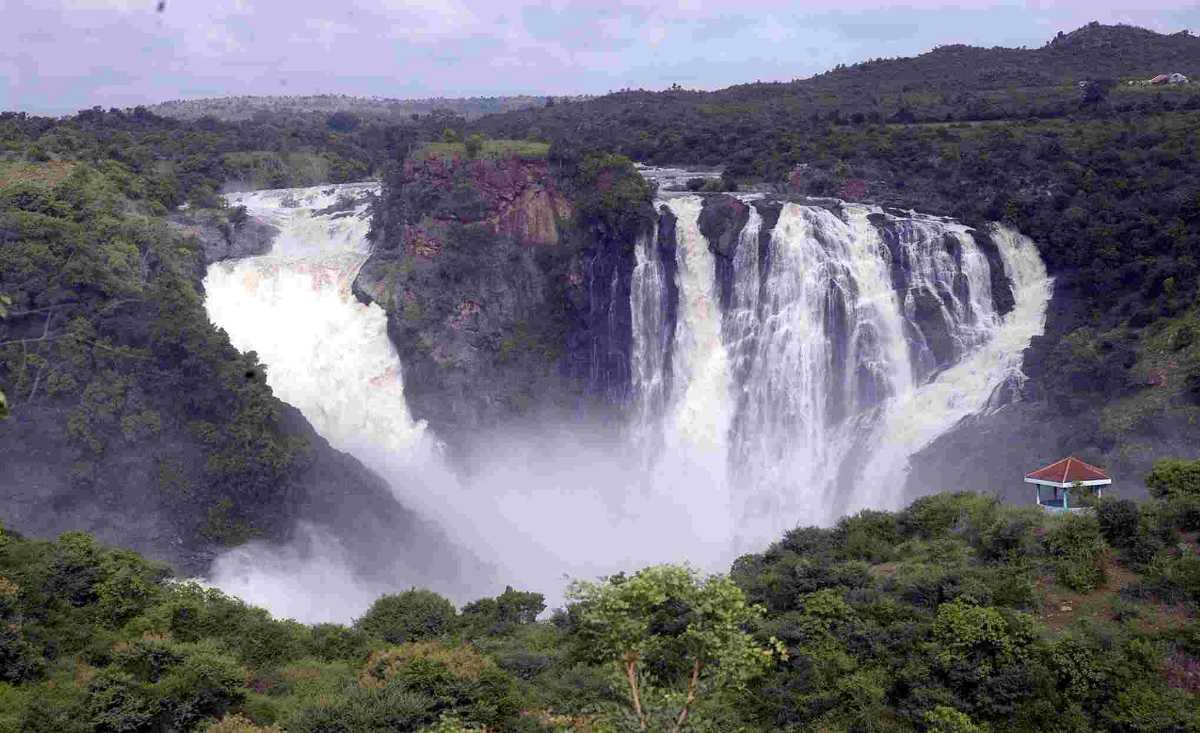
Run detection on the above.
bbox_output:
[1,465,1198,732]
[147,94,570,124]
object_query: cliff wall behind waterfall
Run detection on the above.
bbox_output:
[355,151,654,452]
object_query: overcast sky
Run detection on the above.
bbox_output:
[3,0,1198,115]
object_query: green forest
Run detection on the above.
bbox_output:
[1,466,1199,732]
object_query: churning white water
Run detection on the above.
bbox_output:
[631,195,1052,546]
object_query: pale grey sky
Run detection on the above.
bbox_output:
[2,0,1198,115]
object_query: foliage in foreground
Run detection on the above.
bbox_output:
[2,460,1200,732]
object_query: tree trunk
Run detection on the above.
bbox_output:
[623,654,647,730]
[670,658,703,733]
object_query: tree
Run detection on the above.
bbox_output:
[355,589,458,644]
[460,585,545,636]
[567,565,783,732]
[464,133,486,159]
[1080,78,1116,106]
[0,294,8,418]
[1146,458,1200,501]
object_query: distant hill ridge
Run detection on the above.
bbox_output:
[801,21,1199,91]
[145,93,588,123]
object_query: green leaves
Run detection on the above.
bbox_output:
[1146,458,1200,502]
[355,590,459,645]
[568,565,783,729]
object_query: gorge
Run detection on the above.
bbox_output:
[199,169,1051,621]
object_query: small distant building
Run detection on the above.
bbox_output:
[1147,73,1190,85]
[1025,456,1111,512]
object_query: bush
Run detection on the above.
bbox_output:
[1044,514,1108,592]
[0,625,46,683]
[156,646,245,729]
[925,705,986,733]
[1146,458,1200,502]
[836,510,900,562]
[307,623,372,664]
[356,590,458,645]
[1096,499,1141,550]
[203,713,282,732]
[355,642,524,730]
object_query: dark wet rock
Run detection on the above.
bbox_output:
[971,228,1017,317]
[698,195,750,310]
[168,209,279,265]
[698,194,750,259]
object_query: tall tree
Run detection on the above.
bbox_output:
[568,564,783,732]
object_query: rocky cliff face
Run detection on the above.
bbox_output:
[0,192,468,576]
[167,208,279,264]
[355,154,651,454]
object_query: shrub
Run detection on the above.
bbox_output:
[307,623,372,664]
[288,685,438,733]
[358,642,494,689]
[156,645,245,729]
[86,668,158,732]
[925,705,986,733]
[836,510,900,562]
[464,134,485,159]
[355,642,524,730]
[1145,458,1200,501]
[356,590,458,644]
[1096,499,1141,550]
[0,625,46,683]
[1044,513,1108,592]
[203,713,282,732]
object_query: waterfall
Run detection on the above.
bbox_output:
[204,184,432,462]
[199,183,1050,619]
[661,197,735,485]
[631,194,1052,544]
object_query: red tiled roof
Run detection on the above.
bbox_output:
[1025,456,1110,484]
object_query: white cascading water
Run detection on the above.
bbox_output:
[201,184,451,622]
[847,224,1051,515]
[204,184,432,461]
[656,198,734,499]
[202,184,737,621]
[631,194,1052,546]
